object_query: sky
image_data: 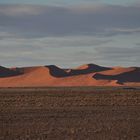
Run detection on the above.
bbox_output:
[0,0,139,6]
[0,0,140,68]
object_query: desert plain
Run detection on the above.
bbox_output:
[0,64,140,140]
[0,87,140,140]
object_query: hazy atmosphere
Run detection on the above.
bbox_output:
[0,0,140,67]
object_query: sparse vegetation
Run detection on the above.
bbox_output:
[0,87,140,140]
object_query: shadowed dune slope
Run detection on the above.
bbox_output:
[65,64,111,76]
[0,64,140,87]
[45,64,111,77]
[93,67,140,84]
[0,66,21,77]
[45,65,68,77]
[97,67,135,75]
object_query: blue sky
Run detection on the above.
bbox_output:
[0,1,140,67]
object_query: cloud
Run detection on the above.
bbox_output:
[0,4,140,67]
[95,46,140,56]
[0,33,139,67]
[0,5,45,16]
[106,28,140,35]
[136,43,140,46]
[0,4,140,37]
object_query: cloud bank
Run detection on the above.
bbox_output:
[0,4,140,67]
[0,4,140,37]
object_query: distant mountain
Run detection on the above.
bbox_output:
[0,64,139,87]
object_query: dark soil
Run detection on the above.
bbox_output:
[0,87,140,140]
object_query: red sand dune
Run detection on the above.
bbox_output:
[0,64,139,87]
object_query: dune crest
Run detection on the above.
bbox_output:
[0,64,139,87]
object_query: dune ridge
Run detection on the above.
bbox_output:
[0,64,139,87]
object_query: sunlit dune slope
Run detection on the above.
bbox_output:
[0,64,139,87]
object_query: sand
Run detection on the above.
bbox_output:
[0,64,139,87]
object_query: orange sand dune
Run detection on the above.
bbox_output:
[64,64,111,76]
[0,64,139,87]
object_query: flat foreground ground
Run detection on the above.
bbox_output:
[0,87,140,140]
